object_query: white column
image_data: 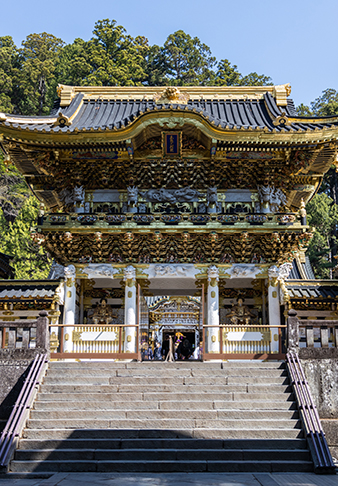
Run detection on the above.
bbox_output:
[51,282,64,354]
[124,265,137,353]
[207,265,220,353]
[63,265,76,353]
[268,266,281,353]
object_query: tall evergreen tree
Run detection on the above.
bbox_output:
[80,19,147,86]
[0,198,51,279]
[214,59,241,86]
[161,30,216,85]
[0,155,29,222]
[16,32,64,115]
[306,193,338,279]
[0,36,20,113]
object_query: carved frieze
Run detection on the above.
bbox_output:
[40,230,313,266]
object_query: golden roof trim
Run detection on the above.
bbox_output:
[57,83,292,107]
[2,112,338,147]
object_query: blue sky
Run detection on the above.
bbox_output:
[2,0,337,107]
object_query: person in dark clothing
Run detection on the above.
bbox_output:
[154,342,162,360]
[162,335,170,360]
[177,338,193,359]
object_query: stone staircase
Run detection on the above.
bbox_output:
[9,361,313,473]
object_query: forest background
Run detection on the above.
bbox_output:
[0,19,337,279]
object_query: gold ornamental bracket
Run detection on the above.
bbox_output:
[273,113,292,127]
[53,112,72,128]
[273,84,291,107]
[57,85,76,107]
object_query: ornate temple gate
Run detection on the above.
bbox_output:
[3,83,337,362]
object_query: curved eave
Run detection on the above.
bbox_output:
[2,109,338,146]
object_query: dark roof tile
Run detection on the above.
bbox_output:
[4,92,338,134]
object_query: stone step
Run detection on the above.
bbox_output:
[12,360,310,475]
[9,459,313,473]
[33,399,298,411]
[18,438,308,450]
[22,427,304,440]
[29,409,299,421]
[39,384,293,394]
[48,361,285,369]
[42,375,289,386]
[126,362,286,369]
[115,384,293,394]
[45,368,288,378]
[26,418,302,430]
[14,447,311,462]
[222,362,286,369]
[36,391,295,402]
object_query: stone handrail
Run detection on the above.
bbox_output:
[287,309,338,359]
[0,311,49,359]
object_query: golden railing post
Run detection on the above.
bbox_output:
[118,326,122,354]
[137,283,141,361]
[1,327,6,349]
[59,325,64,353]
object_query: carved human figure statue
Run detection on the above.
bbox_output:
[92,298,116,324]
[227,298,255,325]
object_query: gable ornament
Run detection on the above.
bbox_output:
[153,87,190,105]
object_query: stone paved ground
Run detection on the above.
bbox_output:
[0,472,338,486]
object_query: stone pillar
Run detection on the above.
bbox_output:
[124,265,137,353]
[36,310,50,352]
[207,265,220,354]
[268,266,281,353]
[63,265,76,353]
[287,309,299,353]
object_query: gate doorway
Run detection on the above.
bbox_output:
[145,295,202,361]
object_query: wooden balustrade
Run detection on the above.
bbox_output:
[49,323,140,360]
[203,324,286,360]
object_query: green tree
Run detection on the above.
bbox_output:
[0,198,51,279]
[0,154,29,222]
[306,193,338,279]
[311,88,338,116]
[66,19,148,86]
[297,89,338,117]
[55,38,92,86]
[295,88,338,278]
[16,32,64,115]
[214,59,241,86]
[162,30,216,85]
[296,103,313,116]
[0,36,20,113]
[239,72,273,86]
[141,44,169,86]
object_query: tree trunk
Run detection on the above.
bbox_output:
[38,76,46,116]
